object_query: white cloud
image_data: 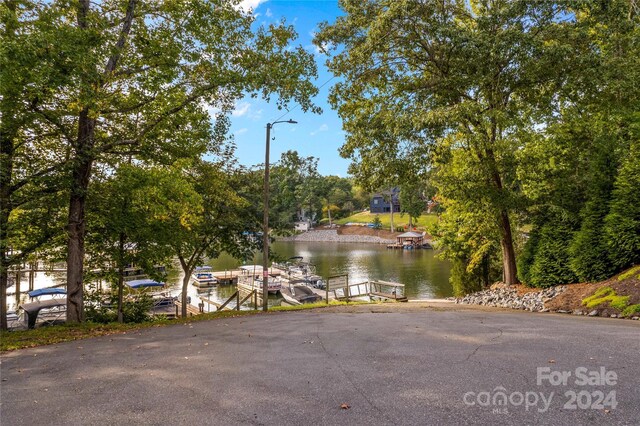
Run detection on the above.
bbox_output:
[232,101,263,121]
[235,128,248,135]
[310,124,328,136]
[265,8,273,17]
[232,102,251,117]
[235,0,267,12]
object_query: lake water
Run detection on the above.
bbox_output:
[7,241,452,312]
[206,241,453,300]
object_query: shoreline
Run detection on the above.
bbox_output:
[277,229,395,244]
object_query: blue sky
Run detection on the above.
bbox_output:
[228,0,349,176]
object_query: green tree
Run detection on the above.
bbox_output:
[316,0,570,284]
[11,1,319,322]
[604,135,640,271]
[0,2,70,330]
[85,164,173,322]
[517,1,639,284]
[529,222,577,288]
[399,182,426,228]
[270,151,323,229]
[140,161,257,318]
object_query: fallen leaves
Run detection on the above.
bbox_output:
[340,403,350,410]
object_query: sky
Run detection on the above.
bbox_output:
[228,0,350,176]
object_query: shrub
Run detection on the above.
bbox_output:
[450,258,484,297]
[517,227,540,285]
[582,287,630,310]
[604,140,640,271]
[570,199,614,282]
[618,266,640,281]
[84,285,153,324]
[622,304,640,317]
[372,215,382,229]
[529,223,577,288]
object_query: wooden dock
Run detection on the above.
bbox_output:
[210,268,285,285]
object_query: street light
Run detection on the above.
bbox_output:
[263,119,297,311]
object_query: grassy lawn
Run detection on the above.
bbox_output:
[0,301,370,352]
[335,211,440,230]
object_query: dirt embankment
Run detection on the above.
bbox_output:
[456,266,640,319]
[337,225,399,239]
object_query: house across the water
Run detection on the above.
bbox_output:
[370,188,401,213]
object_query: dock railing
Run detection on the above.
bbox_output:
[369,280,407,302]
[326,276,408,303]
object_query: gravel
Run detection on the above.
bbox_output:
[452,283,567,312]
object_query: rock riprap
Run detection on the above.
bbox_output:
[454,283,566,312]
[278,229,394,244]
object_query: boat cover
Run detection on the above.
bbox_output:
[125,279,165,289]
[28,288,66,298]
[20,298,67,329]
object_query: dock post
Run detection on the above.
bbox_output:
[345,275,350,303]
[15,269,21,305]
[28,262,35,291]
[326,279,329,305]
[236,290,240,311]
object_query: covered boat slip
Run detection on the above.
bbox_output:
[11,287,69,329]
[125,279,180,318]
[387,231,432,249]
[20,298,67,329]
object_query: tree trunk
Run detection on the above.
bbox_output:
[0,132,13,331]
[0,1,17,331]
[66,108,95,323]
[116,232,126,323]
[181,272,191,318]
[390,206,394,232]
[499,209,519,285]
[0,271,7,331]
[117,273,124,323]
[328,205,332,226]
[485,145,519,286]
[65,0,137,323]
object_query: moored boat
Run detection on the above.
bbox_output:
[238,265,282,294]
[191,266,218,287]
[125,279,177,316]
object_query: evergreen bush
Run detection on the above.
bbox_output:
[529,223,577,287]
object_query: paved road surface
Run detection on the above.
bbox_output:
[1,303,639,425]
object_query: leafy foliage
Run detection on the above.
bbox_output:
[371,215,382,230]
[317,0,640,293]
[604,136,640,271]
[528,223,577,288]
[582,287,630,311]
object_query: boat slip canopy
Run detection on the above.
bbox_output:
[239,265,264,272]
[28,288,66,298]
[125,279,165,289]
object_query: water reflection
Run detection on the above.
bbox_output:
[7,242,452,312]
[211,241,453,299]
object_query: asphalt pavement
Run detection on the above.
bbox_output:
[1,303,639,425]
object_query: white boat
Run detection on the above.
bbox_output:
[238,265,282,294]
[275,257,325,289]
[191,266,218,287]
[254,277,282,294]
